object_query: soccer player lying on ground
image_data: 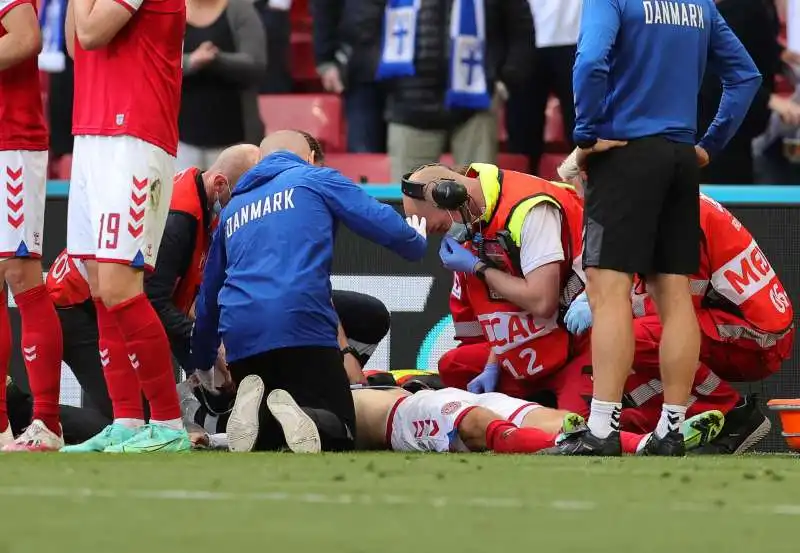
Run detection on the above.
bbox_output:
[190,384,725,454]
[557,151,791,454]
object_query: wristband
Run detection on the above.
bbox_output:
[341,346,360,359]
[475,262,489,281]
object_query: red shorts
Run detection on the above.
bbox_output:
[437,339,593,417]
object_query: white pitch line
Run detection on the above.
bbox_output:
[0,486,799,517]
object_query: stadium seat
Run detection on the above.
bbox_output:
[289,32,319,85]
[497,103,508,146]
[544,96,569,153]
[259,94,345,152]
[538,153,567,181]
[54,155,72,180]
[497,153,529,172]
[438,153,528,173]
[325,153,391,184]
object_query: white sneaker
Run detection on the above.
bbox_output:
[0,424,14,449]
[226,375,265,452]
[2,419,64,452]
[266,389,321,454]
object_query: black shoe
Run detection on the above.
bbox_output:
[541,429,623,456]
[641,430,686,456]
[692,394,771,455]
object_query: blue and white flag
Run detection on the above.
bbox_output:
[38,0,66,73]
[446,0,490,110]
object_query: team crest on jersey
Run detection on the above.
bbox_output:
[441,401,461,415]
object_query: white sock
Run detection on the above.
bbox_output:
[114,418,144,429]
[636,433,651,454]
[587,399,622,439]
[655,404,687,439]
[150,418,184,431]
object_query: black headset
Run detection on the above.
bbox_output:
[401,171,469,211]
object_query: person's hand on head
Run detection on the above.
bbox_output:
[189,41,218,70]
[320,65,345,94]
[406,214,427,239]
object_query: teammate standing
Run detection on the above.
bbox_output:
[556,0,762,456]
[0,0,66,451]
[63,0,189,452]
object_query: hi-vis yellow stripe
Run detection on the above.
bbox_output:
[506,196,561,247]
[469,163,501,223]
[468,165,575,247]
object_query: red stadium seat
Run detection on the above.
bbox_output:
[544,96,569,153]
[325,153,391,183]
[497,153,529,172]
[54,155,72,180]
[258,94,345,152]
[439,153,528,173]
[497,104,508,146]
[537,153,567,181]
[289,32,319,85]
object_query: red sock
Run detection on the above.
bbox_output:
[0,295,11,432]
[620,431,646,454]
[109,294,181,422]
[485,420,557,453]
[95,299,143,421]
[15,285,62,434]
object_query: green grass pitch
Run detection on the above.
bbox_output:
[0,453,798,553]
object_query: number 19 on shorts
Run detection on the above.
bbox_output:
[98,212,121,250]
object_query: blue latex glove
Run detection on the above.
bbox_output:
[439,235,480,274]
[564,291,593,335]
[467,362,499,394]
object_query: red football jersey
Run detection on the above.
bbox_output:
[72,0,185,156]
[0,0,48,151]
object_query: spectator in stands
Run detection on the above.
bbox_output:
[376,0,533,182]
[178,0,267,171]
[698,0,800,184]
[754,68,800,183]
[254,0,293,94]
[505,0,580,173]
[311,0,387,153]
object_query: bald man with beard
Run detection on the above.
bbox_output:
[190,130,428,453]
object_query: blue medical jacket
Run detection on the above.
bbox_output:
[190,151,427,370]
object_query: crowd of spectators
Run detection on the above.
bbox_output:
[38,0,800,183]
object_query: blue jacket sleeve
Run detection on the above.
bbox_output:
[190,225,227,373]
[316,169,427,261]
[572,0,621,144]
[697,9,762,158]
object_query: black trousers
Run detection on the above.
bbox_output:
[505,45,576,172]
[229,347,356,452]
[193,290,390,433]
[583,137,701,275]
